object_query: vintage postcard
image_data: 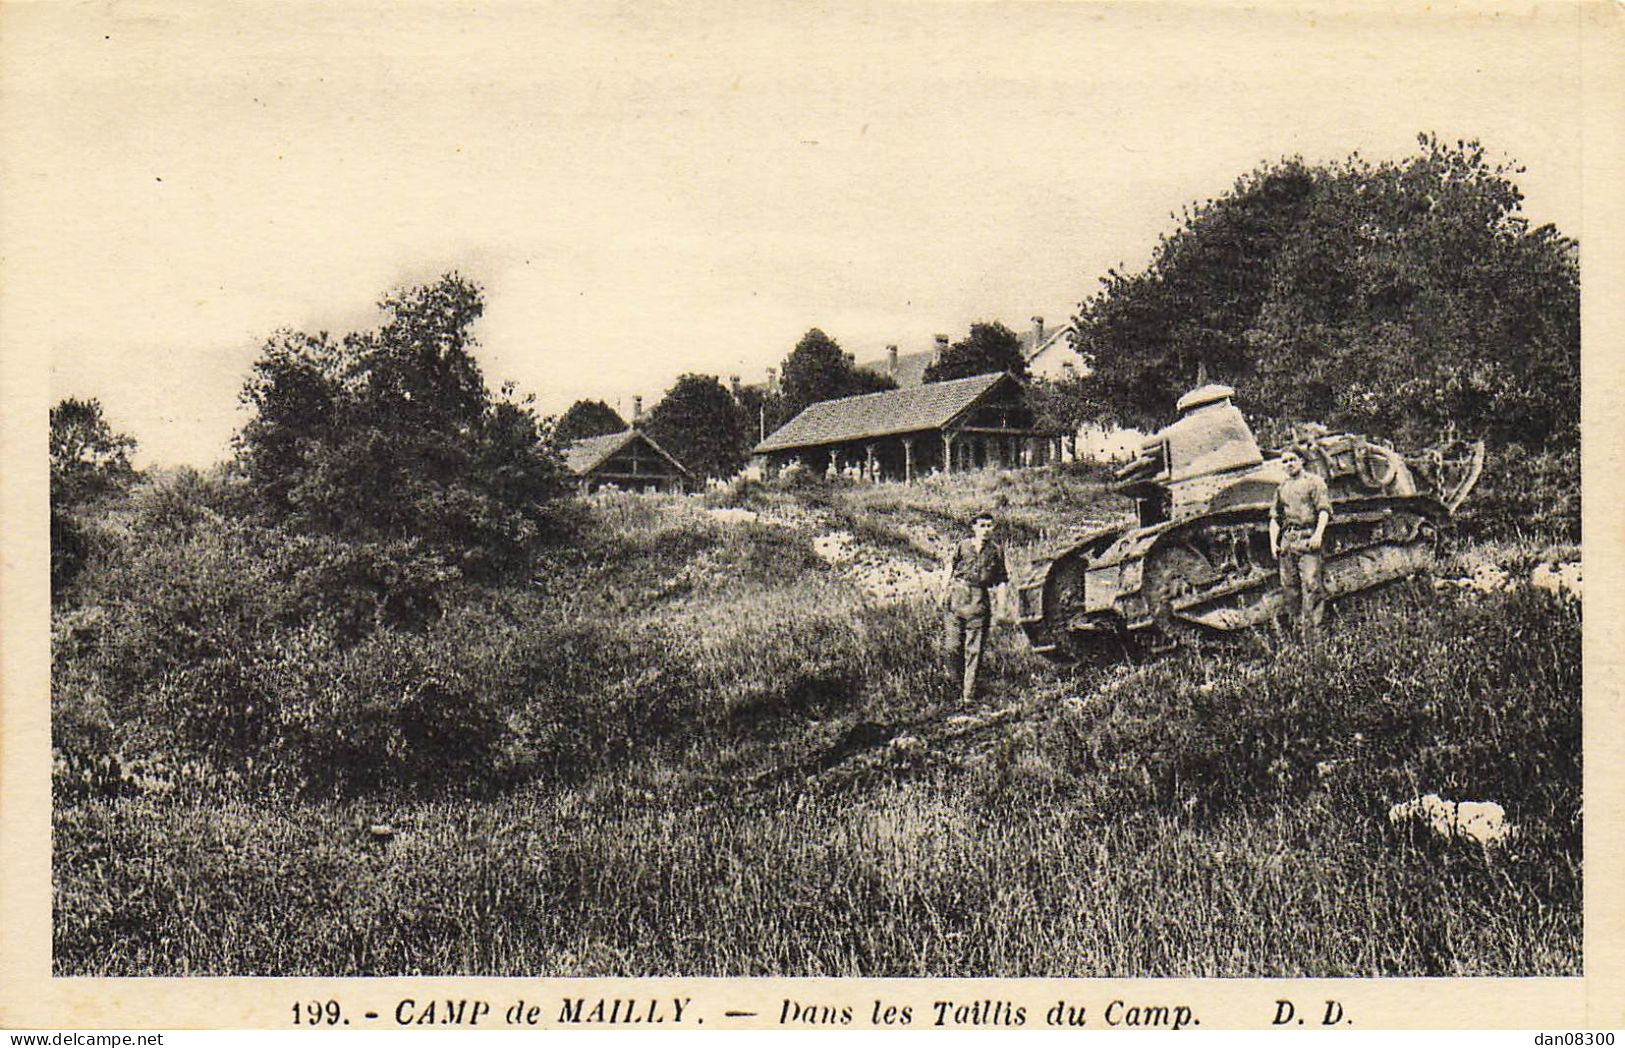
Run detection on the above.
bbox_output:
[2,0,1621,1032]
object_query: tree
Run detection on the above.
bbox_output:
[1247,137,1579,451]
[777,328,895,423]
[554,399,627,445]
[1026,374,1113,434]
[51,397,136,506]
[1071,161,1317,429]
[849,367,901,395]
[50,397,137,599]
[643,373,749,481]
[1070,137,1578,454]
[923,321,1028,383]
[733,382,781,450]
[234,273,568,582]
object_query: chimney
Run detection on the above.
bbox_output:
[933,333,949,363]
[887,344,898,374]
[1031,315,1045,346]
[632,395,643,421]
[729,374,742,399]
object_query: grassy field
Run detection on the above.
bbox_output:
[52,469,1581,976]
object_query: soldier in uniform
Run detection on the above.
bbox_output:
[1269,448,1333,637]
[941,510,1009,703]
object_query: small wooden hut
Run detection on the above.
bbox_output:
[564,429,692,494]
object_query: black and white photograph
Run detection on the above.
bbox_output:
[3,0,1620,1031]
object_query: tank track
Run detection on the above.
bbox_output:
[1020,496,1445,663]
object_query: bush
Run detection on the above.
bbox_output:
[1454,443,1579,544]
[235,276,570,581]
[1044,584,1580,834]
[59,479,461,692]
[773,460,819,490]
[702,473,763,509]
[55,475,758,795]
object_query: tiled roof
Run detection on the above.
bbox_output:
[564,429,691,477]
[858,324,1069,389]
[754,372,1009,453]
[856,350,934,389]
[1025,327,1071,360]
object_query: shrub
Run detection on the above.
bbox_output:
[50,397,139,601]
[55,493,736,795]
[773,460,819,490]
[702,473,763,509]
[1044,584,1580,832]
[1454,443,1579,544]
[234,276,570,582]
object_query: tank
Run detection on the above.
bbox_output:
[1016,384,1484,662]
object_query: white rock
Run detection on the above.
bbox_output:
[1436,561,1513,595]
[704,507,759,524]
[1531,560,1582,599]
[1467,563,1512,592]
[1388,793,1514,846]
[1453,801,1515,845]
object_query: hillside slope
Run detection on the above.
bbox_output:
[53,468,1581,976]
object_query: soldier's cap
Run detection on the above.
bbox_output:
[972,509,996,524]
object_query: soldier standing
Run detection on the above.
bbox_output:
[1269,449,1332,637]
[941,510,1008,703]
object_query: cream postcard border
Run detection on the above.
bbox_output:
[2,0,1621,1030]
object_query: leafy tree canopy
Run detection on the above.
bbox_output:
[733,382,779,449]
[1026,375,1113,435]
[923,321,1028,383]
[554,398,627,445]
[50,397,138,600]
[777,328,896,423]
[849,366,901,396]
[234,273,567,581]
[644,373,748,481]
[1070,135,1578,452]
[51,397,137,507]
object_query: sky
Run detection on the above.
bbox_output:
[3,1,1591,467]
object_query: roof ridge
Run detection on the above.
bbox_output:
[804,370,1006,410]
[565,428,636,448]
[565,427,693,477]
[857,347,935,361]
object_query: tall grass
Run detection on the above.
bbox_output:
[55,775,1576,977]
[54,579,1580,976]
[719,466,1131,555]
[51,465,1581,976]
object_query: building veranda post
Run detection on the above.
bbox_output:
[752,372,1064,482]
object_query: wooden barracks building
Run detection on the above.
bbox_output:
[752,372,1064,482]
